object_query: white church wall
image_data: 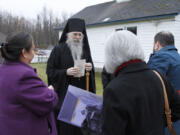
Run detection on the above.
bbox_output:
[86,18,177,68]
[86,21,158,68]
[58,17,178,69]
[174,14,180,50]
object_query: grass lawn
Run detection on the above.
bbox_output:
[31,63,103,96]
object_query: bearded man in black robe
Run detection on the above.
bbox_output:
[46,18,96,135]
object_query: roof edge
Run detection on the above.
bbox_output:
[54,13,178,31]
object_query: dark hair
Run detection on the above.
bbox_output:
[0,32,33,61]
[154,31,174,47]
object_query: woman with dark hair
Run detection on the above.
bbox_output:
[0,32,58,135]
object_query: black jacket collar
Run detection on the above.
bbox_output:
[116,61,150,76]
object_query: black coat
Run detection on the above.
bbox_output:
[47,43,96,108]
[46,43,96,135]
[102,62,180,135]
[101,67,114,89]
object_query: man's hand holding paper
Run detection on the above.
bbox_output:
[74,59,86,77]
[67,67,80,76]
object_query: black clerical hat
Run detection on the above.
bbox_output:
[59,18,86,43]
[65,18,85,33]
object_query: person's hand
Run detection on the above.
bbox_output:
[48,85,54,90]
[85,63,92,71]
[66,67,80,76]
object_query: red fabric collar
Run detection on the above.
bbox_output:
[114,59,142,76]
[178,90,180,95]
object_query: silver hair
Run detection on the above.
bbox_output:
[66,32,84,60]
[105,30,145,74]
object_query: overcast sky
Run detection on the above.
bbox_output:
[0,0,112,20]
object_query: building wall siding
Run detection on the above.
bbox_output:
[59,17,179,69]
[174,14,180,50]
[137,22,156,61]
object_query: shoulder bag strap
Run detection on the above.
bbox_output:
[153,70,177,135]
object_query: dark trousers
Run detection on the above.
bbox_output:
[54,110,83,135]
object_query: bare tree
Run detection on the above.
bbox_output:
[0,7,71,48]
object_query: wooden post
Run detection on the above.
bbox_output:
[86,71,90,91]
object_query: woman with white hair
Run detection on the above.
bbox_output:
[102,30,180,135]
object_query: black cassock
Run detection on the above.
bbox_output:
[46,43,96,135]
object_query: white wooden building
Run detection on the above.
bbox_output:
[56,0,180,69]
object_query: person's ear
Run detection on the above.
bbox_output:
[21,48,27,59]
[154,41,160,52]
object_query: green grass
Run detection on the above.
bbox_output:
[31,63,48,84]
[30,63,103,96]
[95,72,103,96]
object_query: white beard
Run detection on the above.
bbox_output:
[66,38,83,60]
